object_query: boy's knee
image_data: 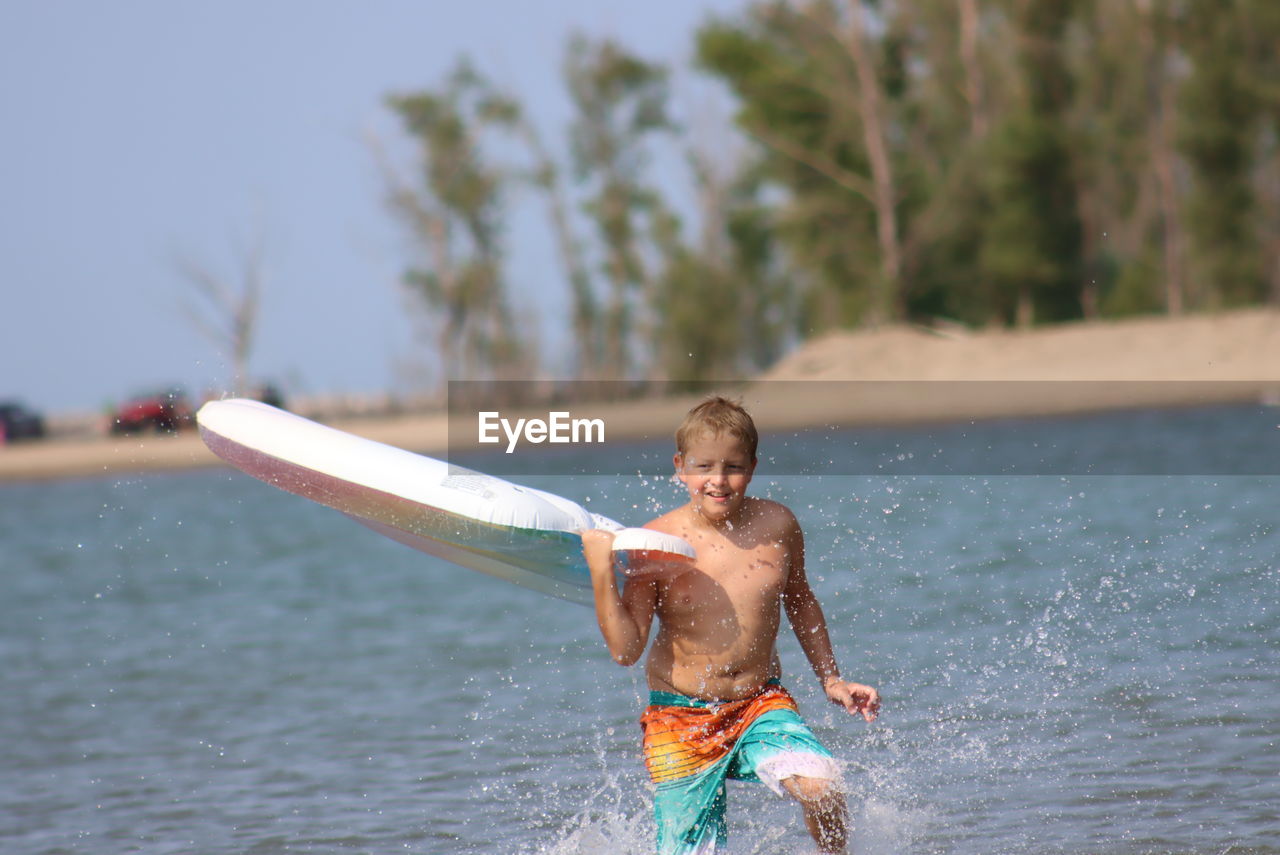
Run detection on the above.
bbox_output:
[782,774,843,807]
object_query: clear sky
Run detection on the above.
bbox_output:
[0,1,750,415]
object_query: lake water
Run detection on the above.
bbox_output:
[2,405,1277,854]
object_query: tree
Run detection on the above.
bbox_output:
[384,61,531,391]
[650,148,793,386]
[175,234,264,397]
[699,1,902,329]
[1138,0,1189,315]
[839,0,903,325]
[976,0,1084,327]
[376,0,1280,386]
[565,35,674,380]
[510,108,600,382]
[1177,0,1266,308]
[1234,0,1280,304]
[870,0,998,325]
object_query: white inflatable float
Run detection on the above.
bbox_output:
[196,398,694,604]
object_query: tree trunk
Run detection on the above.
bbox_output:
[843,0,902,325]
[1154,73,1186,314]
[959,0,989,139]
[426,215,459,383]
[1016,284,1034,328]
[520,122,598,380]
[1137,0,1186,315]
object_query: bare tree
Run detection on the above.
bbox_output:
[174,234,265,398]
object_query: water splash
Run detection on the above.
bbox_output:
[527,808,652,855]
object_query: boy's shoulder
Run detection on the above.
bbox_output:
[744,496,802,535]
[745,495,798,521]
[643,505,688,534]
[643,498,801,536]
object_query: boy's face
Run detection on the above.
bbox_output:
[674,430,756,523]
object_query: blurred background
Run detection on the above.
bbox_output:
[3,6,1278,852]
[3,0,1279,438]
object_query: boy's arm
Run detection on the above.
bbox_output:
[782,517,880,722]
[582,529,657,667]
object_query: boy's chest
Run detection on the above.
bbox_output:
[662,537,790,610]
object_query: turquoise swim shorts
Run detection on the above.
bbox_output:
[640,683,840,854]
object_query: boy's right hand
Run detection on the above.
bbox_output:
[825,678,881,722]
[580,529,617,576]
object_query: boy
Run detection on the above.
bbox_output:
[582,396,879,854]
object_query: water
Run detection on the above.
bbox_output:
[2,407,1277,854]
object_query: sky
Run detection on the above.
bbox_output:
[0,1,752,415]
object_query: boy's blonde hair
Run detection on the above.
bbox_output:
[675,396,758,461]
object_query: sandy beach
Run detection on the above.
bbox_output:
[4,308,1278,483]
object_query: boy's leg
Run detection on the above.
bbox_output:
[731,707,846,853]
[781,775,848,854]
[653,777,729,855]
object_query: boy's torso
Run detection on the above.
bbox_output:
[642,498,796,702]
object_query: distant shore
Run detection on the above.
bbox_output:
[3,308,1278,484]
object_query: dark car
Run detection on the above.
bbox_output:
[0,400,46,443]
[254,382,285,409]
[110,388,193,435]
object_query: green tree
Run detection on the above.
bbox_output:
[977,0,1084,327]
[1236,0,1280,304]
[1079,0,1189,319]
[510,110,600,381]
[377,0,1280,389]
[698,1,894,330]
[565,35,674,380]
[1178,0,1267,307]
[871,0,999,325]
[384,61,530,389]
[651,150,793,386]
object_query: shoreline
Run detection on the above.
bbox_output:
[4,309,1278,484]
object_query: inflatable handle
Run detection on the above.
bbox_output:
[610,527,696,581]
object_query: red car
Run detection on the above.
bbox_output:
[110,388,193,435]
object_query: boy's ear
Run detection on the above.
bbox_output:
[674,452,695,482]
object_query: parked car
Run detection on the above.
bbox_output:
[254,382,285,409]
[109,388,193,435]
[0,400,46,443]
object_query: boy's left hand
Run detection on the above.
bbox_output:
[824,678,880,722]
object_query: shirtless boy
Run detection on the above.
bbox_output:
[582,396,879,854]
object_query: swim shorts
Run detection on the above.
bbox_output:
[639,681,840,854]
